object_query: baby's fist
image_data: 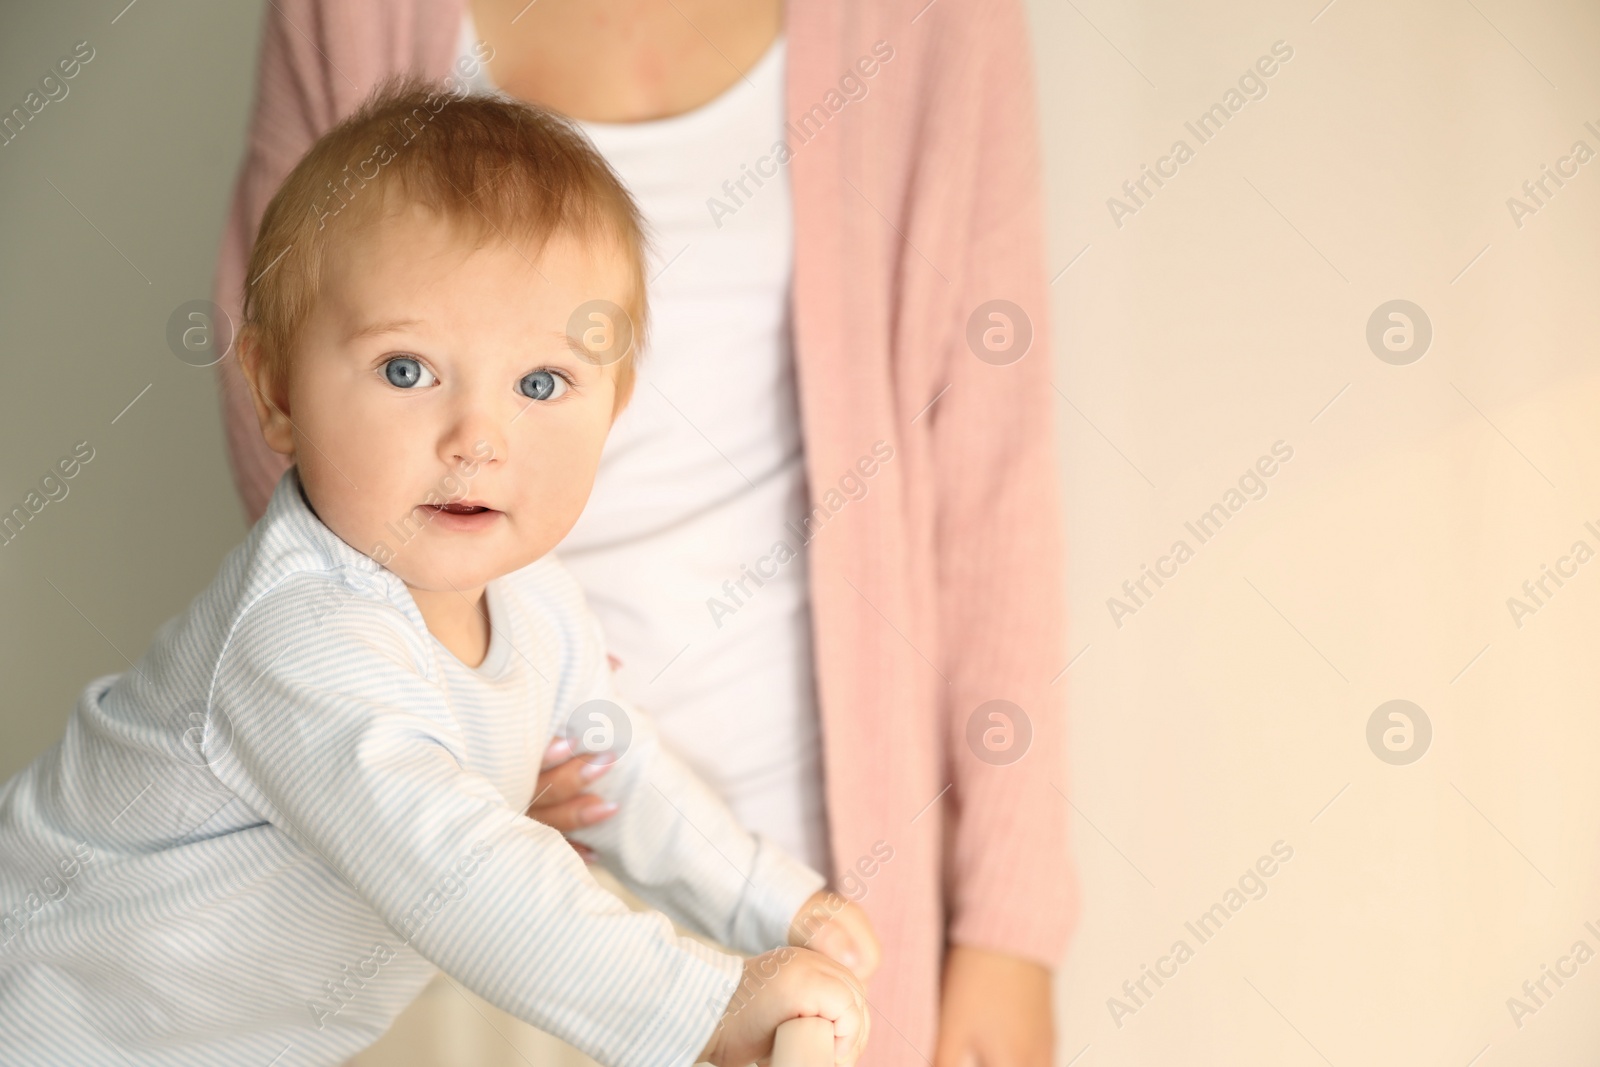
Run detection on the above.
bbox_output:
[787,890,881,983]
[696,947,868,1067]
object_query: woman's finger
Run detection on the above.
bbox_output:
[526,794,619,833]
[541,736,575,770]
[530,751,614,809]
[528,765,588,810]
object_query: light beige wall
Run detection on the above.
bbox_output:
[2,1,1596,1064]
[0,5,258,772]
[1035,1,1600,1063]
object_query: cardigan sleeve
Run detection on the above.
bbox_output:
[930,0,1079,969]
[210,0,341,526]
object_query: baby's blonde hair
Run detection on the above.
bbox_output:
[240,75,650,410]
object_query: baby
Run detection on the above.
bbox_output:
[0,78,875,1066]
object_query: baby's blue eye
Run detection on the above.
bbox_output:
[383,356,436,389]
[518,370,569,402]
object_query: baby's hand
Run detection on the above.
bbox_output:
[787,890,881,984]
[697,946,869,1066]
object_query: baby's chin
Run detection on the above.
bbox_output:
[379,536,547,592]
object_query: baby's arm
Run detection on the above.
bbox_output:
[207,574,740,1067]
[550,614,825,953]
[515,563,889,979]
[550,632,877,1066]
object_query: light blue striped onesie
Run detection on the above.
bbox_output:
[0,465,825,1066]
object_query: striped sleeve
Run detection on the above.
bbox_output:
[205,573,742,1067]
[929,0,1077,966]
[561,607,828,957]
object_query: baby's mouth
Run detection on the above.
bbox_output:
[416,500,502,527]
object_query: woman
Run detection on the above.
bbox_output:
[211,1,1073,1064]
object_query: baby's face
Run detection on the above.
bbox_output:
[262,202,631,596]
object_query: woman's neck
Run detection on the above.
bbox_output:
[468,0,782,123]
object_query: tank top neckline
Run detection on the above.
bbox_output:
[463,10,785,137]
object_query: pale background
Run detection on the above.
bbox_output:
[2,1,1598,1065]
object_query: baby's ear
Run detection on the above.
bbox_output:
[236,327,295,457]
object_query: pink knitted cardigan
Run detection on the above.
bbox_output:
[210,1,1075,1062]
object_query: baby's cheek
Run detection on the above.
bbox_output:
[526,478,597,547]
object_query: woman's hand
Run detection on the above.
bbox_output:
[933,946,1054,1067]
[787,890,881,984]
[524,736,619,863]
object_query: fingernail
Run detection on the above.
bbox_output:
[542,737,573,765]
[582,801,618,824]
[580,754,616,780]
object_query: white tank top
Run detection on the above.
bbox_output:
[457,15,830,881]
